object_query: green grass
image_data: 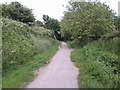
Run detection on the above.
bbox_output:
[2,41,59,88]
[71,39,119,88]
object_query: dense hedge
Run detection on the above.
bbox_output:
[2,18,56,74]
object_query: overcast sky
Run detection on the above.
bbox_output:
[0,0,119,21]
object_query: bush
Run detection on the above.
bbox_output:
[2,18,56,74]
[71,39,119,88]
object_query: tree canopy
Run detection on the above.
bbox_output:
[2,2,35,25]
[43,15,62,40]
[34,20,44,27]
[60,2,116,42]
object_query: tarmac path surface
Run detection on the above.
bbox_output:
[26,42,79,88]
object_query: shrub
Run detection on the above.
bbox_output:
[71,39,119,88]
[2,18,56,74]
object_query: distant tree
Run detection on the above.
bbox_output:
[43,15,51,29]
[35,20,44,27]
[60,2,116,41]
[43,15,62,40]
[2,2,35,25]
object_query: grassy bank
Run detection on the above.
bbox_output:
[2,18,55,74]
[2,18,60,88]
[3,42,59,88]
[70,38,119,88]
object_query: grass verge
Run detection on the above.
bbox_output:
[71,40,119,88]
[2,42,59,88]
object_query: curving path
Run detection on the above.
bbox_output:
[26,42,79,88]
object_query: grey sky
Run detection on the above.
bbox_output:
[0,0,119,21]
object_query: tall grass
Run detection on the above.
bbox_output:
[71,38,119,88]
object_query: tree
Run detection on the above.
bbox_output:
[60,2,116,42]
[34,20,44,27]
[2,2,35,25]
[42,15,62,40]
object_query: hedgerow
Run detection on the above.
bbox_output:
[2,18,57,74]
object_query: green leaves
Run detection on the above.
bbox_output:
[2,2,35,25]
[61,2,116,41]
[42,15,61,40]
[71,39,119,88]
[114,16,120,30]
[2,18,56,74]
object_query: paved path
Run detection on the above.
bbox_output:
[26,42,79,88]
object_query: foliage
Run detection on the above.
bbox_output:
[114,16,120,30]
[3,42,59,88]
[34,20,44,27]
[2,18,56,75]
[2,2,35,25]
[71,38,120,88]
[101,31,120,39]
[61,2,116,41]
[43,15,62,40]
[62,1,119,88]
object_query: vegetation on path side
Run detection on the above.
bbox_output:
[61,1,119,88]
[70,37,119,88]
[3,43,59,88]
[1,0,120,88]
[2,18,60,88]
[1,2,62,88]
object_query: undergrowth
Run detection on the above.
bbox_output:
[71,38,119,88]
[2,18,60,88]
[2,39,59,88]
